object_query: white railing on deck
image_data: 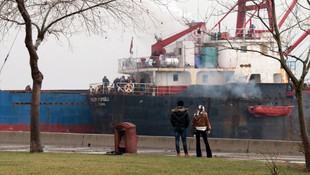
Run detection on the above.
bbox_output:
[206,28,272,42]
[90,82,153,95]
[89,82,187,96]
[118,55,189,72]
[118,57,167,71]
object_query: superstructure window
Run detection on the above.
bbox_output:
[286,61,296,71]
[249,74,261,83]
[273,73,282,83]
[241,46,247,53]
[260,45,268,55]
[203,75,208,83]
[173,74,178,81]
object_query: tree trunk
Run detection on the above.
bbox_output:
[295,88,310,169]
[16,0,43,153]
[30,72,43,153]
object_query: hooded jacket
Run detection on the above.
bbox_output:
[170,106,190,128]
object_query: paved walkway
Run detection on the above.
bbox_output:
[0,144,305,164]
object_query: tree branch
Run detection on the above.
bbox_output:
[0,16,24,25]
[42,0,116,37]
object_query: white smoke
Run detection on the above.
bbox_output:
[228,80,262,99]
[186,80,262,100]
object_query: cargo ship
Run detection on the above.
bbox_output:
[0,90,96,133]
[88,0,310,141]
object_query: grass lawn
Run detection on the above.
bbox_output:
[0,151,308,175]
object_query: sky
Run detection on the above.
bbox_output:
[0,0,216,90]
[0,0,309,90]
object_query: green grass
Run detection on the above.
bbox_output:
[0,151,307,175]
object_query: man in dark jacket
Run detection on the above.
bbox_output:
[170,100,190,157]
[102,76,110,88]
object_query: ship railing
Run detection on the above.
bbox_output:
[115,82,152,95]
[89,83,105,95]
[89,82,187,96]
[206,28,272,42]
[119,57,156,71]
[89,82,154,95]
[118,56,188,72]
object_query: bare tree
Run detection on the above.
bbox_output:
[217,0,310,170]
[0,0,171,153]
[269,0,310,170]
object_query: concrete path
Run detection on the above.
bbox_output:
[0,144,305,164]
[0,132,306,164]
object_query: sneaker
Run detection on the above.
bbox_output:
[177,153,181,157]
[185,153,190,157]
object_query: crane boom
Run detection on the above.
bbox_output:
[278,0,298,28]
[151,22,205,56]
[284,29,310,56]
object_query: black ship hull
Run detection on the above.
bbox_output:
[88,83,309,141]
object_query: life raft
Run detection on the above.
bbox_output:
[124,83,134,93]
[248,105,295,117]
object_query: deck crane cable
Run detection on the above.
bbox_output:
[0,29,20,75]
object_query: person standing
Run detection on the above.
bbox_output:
[25,84,32,93]
[113,77,120,92]
[102,76,110,88]
[170,100,190,157]
[139,77,145,93]
[192,105,212,158]
[102,76,110,94]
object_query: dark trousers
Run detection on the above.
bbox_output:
[195,130,212,157]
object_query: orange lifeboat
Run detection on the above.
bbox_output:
[248,105,295,117]
[286,89,310,97]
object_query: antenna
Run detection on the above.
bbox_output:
[0,29,20,89]
[197,0,199,21]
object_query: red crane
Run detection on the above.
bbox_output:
[284,29,310,56]
[234,0,309,56]
[209,0,308,56]
[209,0,274,38]
[151,22,205,56]
[151,1,307,58]
[235,0,274,38]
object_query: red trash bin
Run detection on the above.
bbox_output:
[114,122,139,154]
